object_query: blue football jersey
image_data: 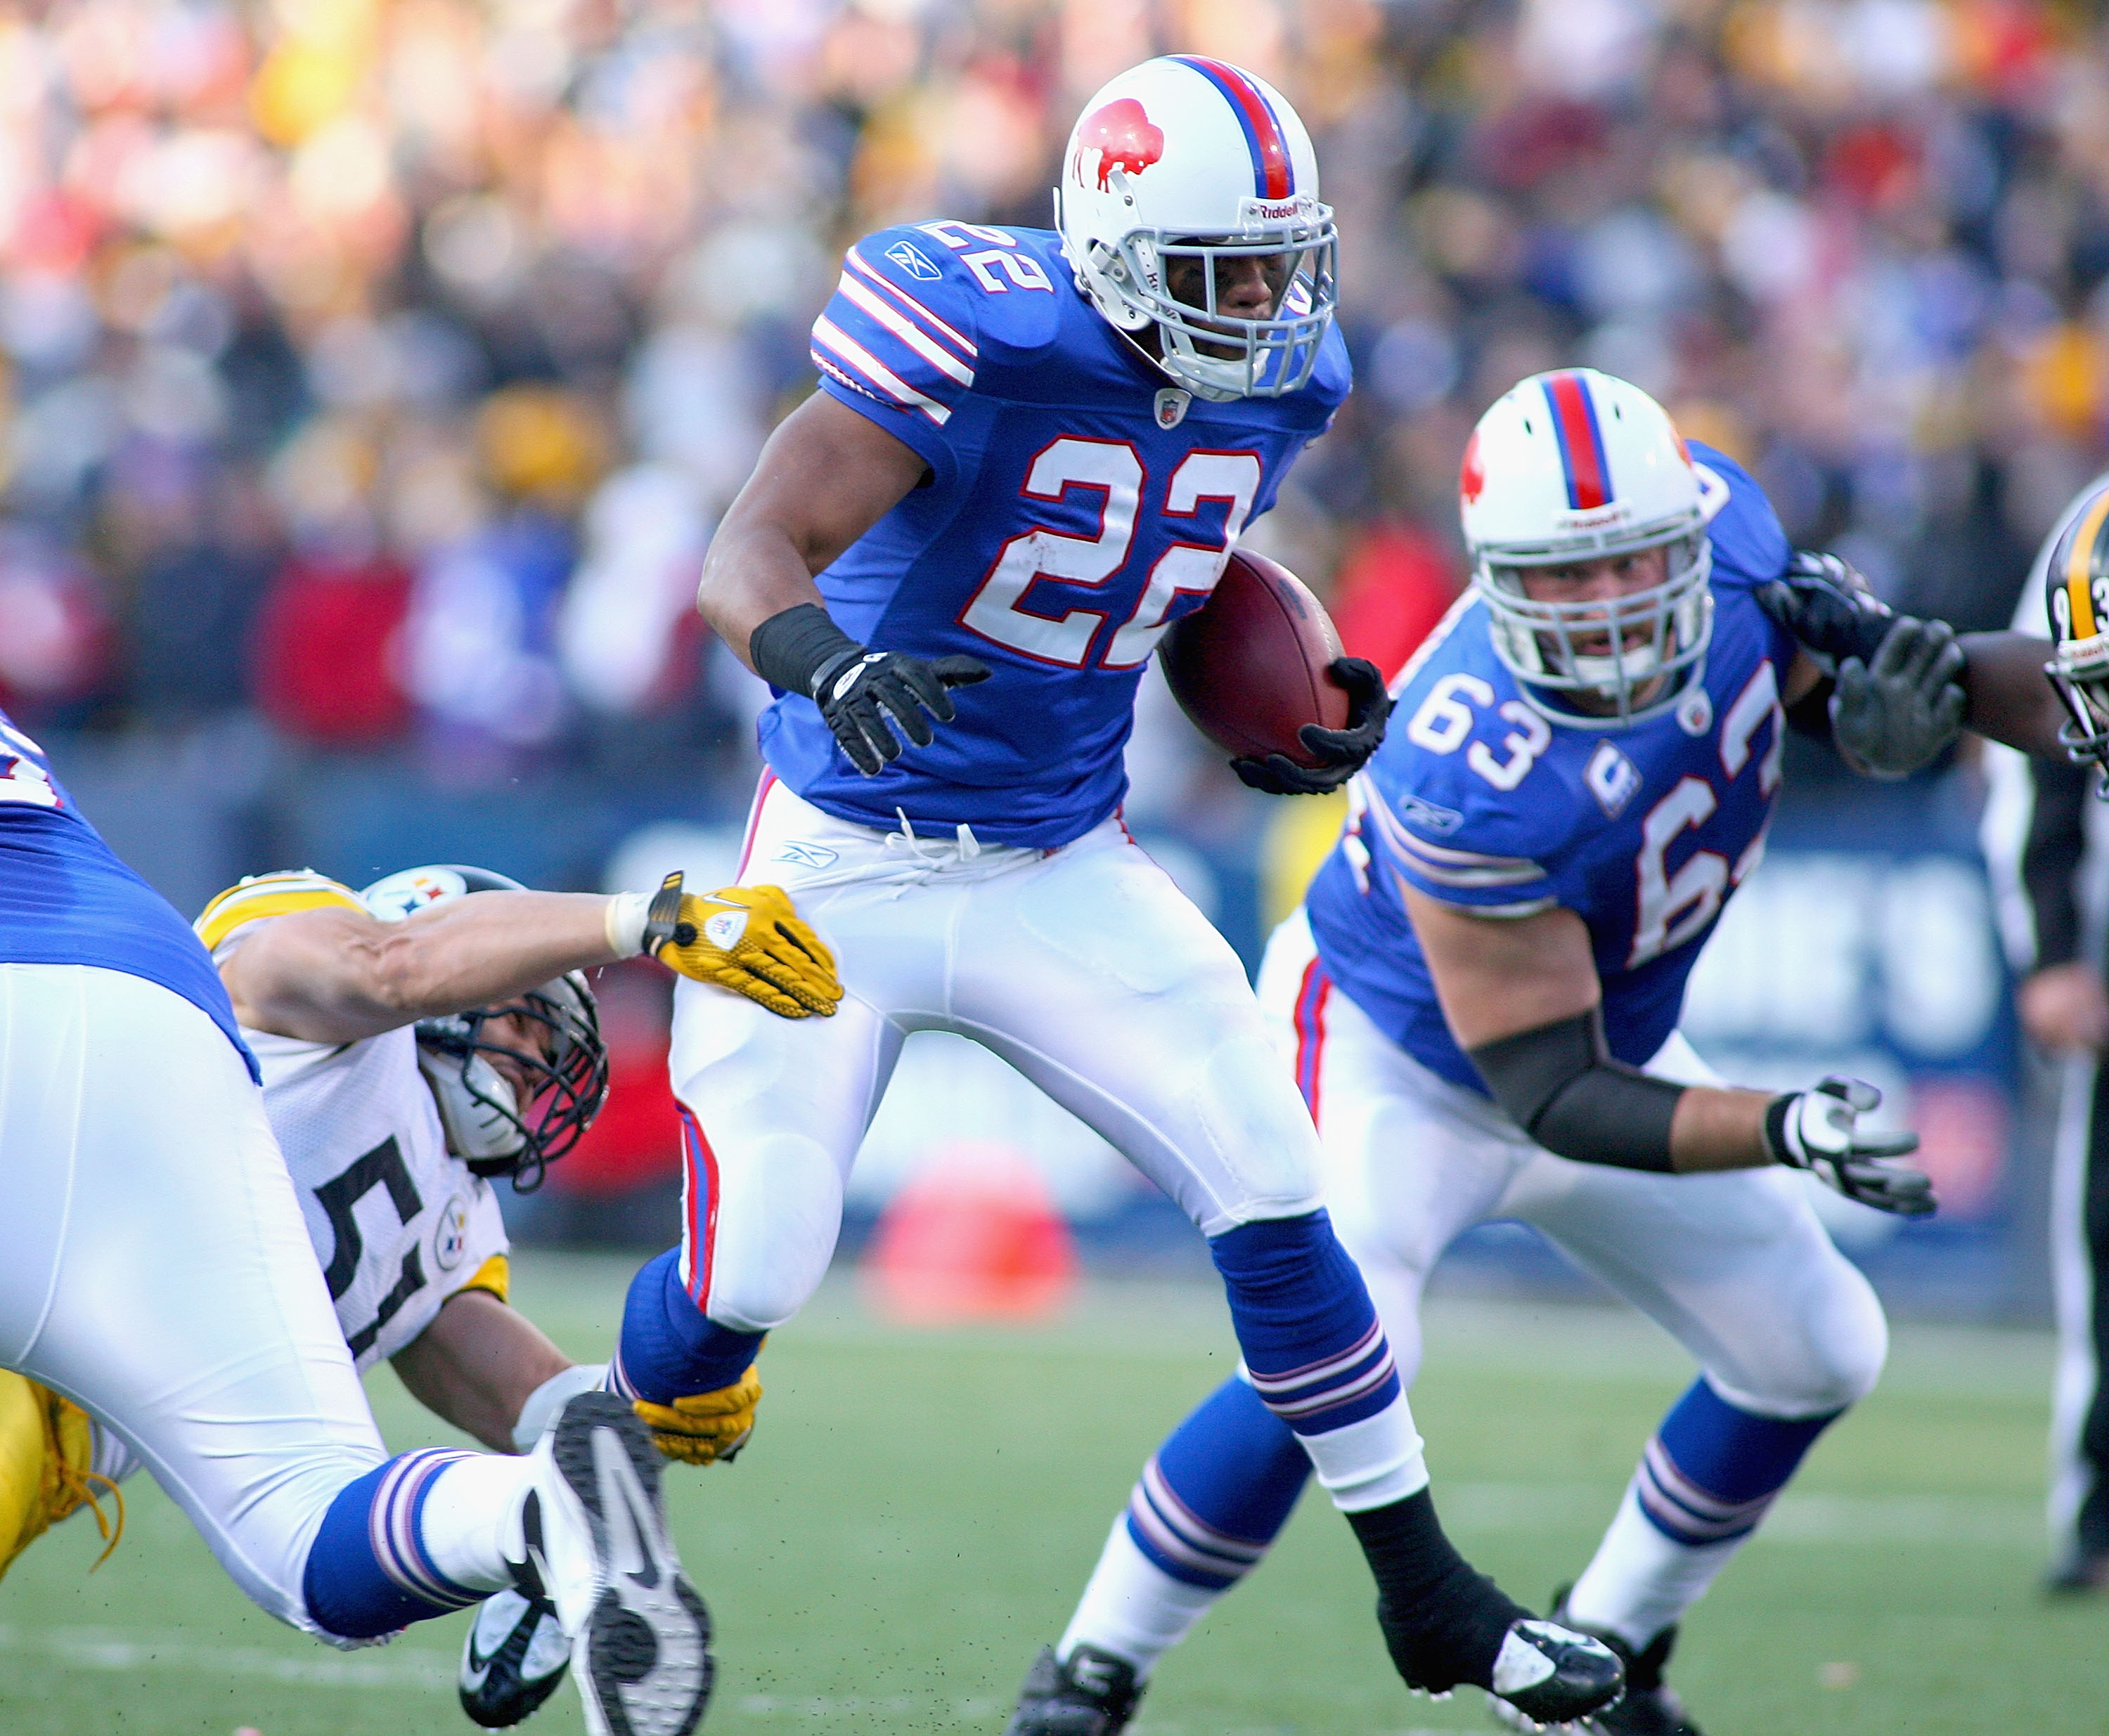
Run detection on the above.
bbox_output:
[1304,443,1796,1094]
[0,709,254,1077]
[763,220,1350,847]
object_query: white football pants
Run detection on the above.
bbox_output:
[0,964,385,1633]
[667,777,1327,1333]
[1257,912,1888,1418]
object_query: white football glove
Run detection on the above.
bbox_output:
[1765,1075,1935,1217]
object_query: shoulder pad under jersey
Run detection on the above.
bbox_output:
[196,869,363,959]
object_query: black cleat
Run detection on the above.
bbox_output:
[459,1586,571,1728]
[2044,1546,2109,1596]
[1490,1592,1701,1736]
[1372,1587,1623,1727]
[532,1390,714,1736]
[1002,1644,1142,1736]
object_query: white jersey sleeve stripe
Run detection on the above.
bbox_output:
[833,271,976,389]
[811,315,953,427]
[846,249,979,359]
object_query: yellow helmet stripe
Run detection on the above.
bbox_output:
[2065,488,2109,643]
[195,874,363,952]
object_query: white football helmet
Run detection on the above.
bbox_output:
[1461,368,1729,728]
[1055,56,1336,402]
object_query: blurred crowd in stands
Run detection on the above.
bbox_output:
[0,0,2091,1252]
[4,0,2106,783]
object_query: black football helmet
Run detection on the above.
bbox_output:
[2046,479,2109,787]
[361,864,610,1191]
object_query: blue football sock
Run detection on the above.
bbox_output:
[1636,1376,1840,1545]
[1124,1376,1310,1590]
[608,1247,766,1404]
[1208,1211,1402,1437]
[302,1449,482,1640]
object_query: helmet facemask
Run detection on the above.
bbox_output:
[1476,524,1715,730]
[2049,633,2109,786]
[415,973,608,1192]
[1063,180,1337,401]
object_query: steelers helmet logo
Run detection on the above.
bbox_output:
[433,1195,472,1271]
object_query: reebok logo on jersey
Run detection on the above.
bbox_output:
[1399,793,1463,835]
[885,240,941,281]
[773,841,839,869]
[1154,388,1190,429]
[704,909,749,950]
[1585,741,1642,818]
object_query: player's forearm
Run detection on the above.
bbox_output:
[351,893,619,1025]
[392,1289,574,1454]
[1667,1086,1777,1172]
[697,518,829,675]
[1958,630,2068,757]
[238,893,624,1042]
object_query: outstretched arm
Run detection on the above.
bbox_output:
[1405,886,1931,1212]
[1956,630,2069,758]
[224,879,844,1044]
[221,893,621,1044]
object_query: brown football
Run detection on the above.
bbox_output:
[1161,549,1350,765]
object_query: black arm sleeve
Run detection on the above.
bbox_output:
[1467,1007,1685,1173]
[2023,754,2090,970]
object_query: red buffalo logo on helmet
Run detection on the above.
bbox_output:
[1078,98,1164,191]
[1459,429,1485,505]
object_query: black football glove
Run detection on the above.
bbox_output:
[1831,616,1968,780]
[749,602,990,778]
[1765,1075,1935,1218]
[1755,550,1893,673]
[813,649,991,776]
[1232,657,1392,796]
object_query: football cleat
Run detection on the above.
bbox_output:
[2043,1546,2109,1596]
[1375,1592,1623,1727]
[1488,1594,1701,1736]
[459,1586,571,1729]
[527,1391,713,1736]
[1002,1644,1143,1736]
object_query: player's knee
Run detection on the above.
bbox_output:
[1731,1271,1888,1416]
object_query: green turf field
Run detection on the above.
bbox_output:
[1,1250,2098,1736]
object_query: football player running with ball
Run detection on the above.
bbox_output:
[0,729,721,1736]
[1012,369,1957,1736]
[607,56,1625,1729]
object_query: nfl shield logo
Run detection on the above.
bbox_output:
[704,909,749,950]
[1154,388,1190,429]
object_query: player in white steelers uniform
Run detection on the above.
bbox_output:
[0,725,717,1736]
[607,56,1628,1728]
[190,861,837,1728]
[1012,371,1965,1736]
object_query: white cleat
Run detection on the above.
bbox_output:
[529,1391,714,1736]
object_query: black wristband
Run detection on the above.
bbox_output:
[1468,1007,1684,1172]
[1762,1094,1795,1164]
[749,604,863,699]
[1784,678,1835,742]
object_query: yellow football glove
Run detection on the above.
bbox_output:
[632,1366,763,1466]
[643,872,841,1019]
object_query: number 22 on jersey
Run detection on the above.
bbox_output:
[961,438,1261,670]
